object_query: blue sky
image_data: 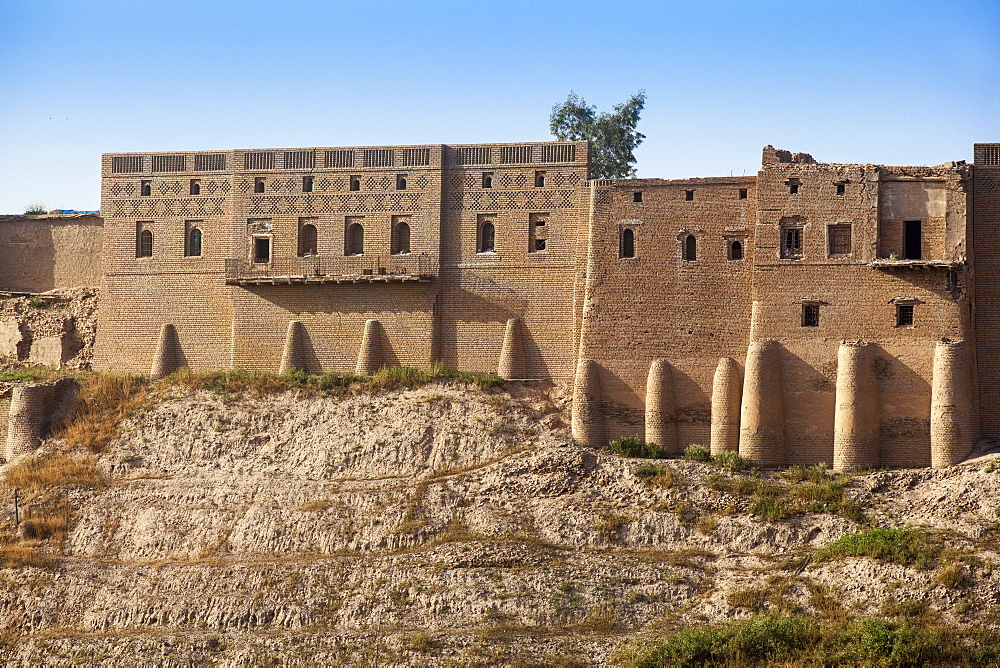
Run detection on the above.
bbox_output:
[0,0,997,213]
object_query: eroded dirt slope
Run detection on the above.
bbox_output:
[2,380,1000,666]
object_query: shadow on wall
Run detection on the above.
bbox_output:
[437,286,550,379]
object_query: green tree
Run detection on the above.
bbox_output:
[549,90,646,179]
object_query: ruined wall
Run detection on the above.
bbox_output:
[577,177,756,446]
[0,214,103,292]
[744,156,972,468]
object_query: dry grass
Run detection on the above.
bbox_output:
[0,545,55,569]
[5,452,104,491]
[52,373,150,453]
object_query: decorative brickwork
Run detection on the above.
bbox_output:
[91,140,996,469]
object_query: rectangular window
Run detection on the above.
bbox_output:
[363,149,394,167]
[302,176,314,193]
[541,144,576,163]
[828,224,852,256]
[781,227,803,258]
[499,145,532,163]
[283,151,315,169]
[738,188,748,199]
[244,152,275,170]
[802,304,820,327]
[529,213,548,253]
[112,155,143,173]
[685,190,694,201]
[253,236,271,263]
[633,191,643,202]
[325,149,354,168]
[151,155,186,172]
[786,178,800,195]
[836,183,846,196]
[896,304,914,327]
[194,153,225,171]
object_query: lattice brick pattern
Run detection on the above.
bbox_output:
[112,156,144,173]
[499,146,533,164]
[364,149,394,167]
[194,154,226,171]
[445,189,575,210]
[541,144,576,163]
[325,150,354,168]
[246,193,422,215]
[284,151,315,169]
[112,198,226,217]
[982,146,1000,166]
[245,152,275,170]
[152,155,187,172]
[402,148,431,166]
[455,147,491,165]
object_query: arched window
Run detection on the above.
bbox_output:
[187,228,202,257]
[683,234,697,261]
[137,229,153,258]
[140,181,151,196]
[479,221,495,253]
[299,224,318,256]
[730,239,743,261]
[346,223,364,255]
[392,222,411,254]
[189,179,200,195]
[620,228,635,258]
[349,177,360,191]
[254,178,265,193]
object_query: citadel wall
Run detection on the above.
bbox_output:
[0,214,103,292]
[93,142,589,377]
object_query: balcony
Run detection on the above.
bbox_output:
[869,258,965,270]
[225,255,436,286]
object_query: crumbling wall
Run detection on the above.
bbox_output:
[0,214,103,292]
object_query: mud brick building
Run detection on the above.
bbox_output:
[95,140,1000,470]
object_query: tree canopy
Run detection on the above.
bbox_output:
[549,91,646,180]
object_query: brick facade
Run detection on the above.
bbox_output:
[93,140,998,469]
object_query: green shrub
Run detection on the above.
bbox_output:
[607,437,665,459]
[815,527,937,569]
[27,296,45,309]
[24,203,46,215]
[713,450,746,472]
[683,444,712,462]
[618,614,1000,667]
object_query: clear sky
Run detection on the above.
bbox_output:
[0,0,997,213]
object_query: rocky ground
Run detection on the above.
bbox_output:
[1,377,1000,666]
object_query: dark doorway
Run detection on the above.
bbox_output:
[904,220,922,260]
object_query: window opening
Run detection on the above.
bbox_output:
[903,220,922,260]
[786,178,800,195]
[685,190,694,201]
[896,304,914,327]
[828,224,852,256]
[189,179,200,195]
[529,214,548,253]
[349,176,361,191]
[254,177,265,193]
[392,222,411,255]
[781,227,803,259]
[302,176,314,193]
[729,239,744,261]
[738,188,748,199]
[802,303,820,327]
[140,180,151,196]
[683,234,697,261]
[187,228,202,257]
[482,173,493,188]
[836,183,846,196]
[633,191,643,203]
[346,223,364,255]
[137,229,153,258]
[620,228,635,258]
[298,223,318,256]
[396,174,407,190]
[254,236,271,263]
[479,221,496,253]
[534,171,546,187]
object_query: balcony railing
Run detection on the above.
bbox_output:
[225,255,436,285]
